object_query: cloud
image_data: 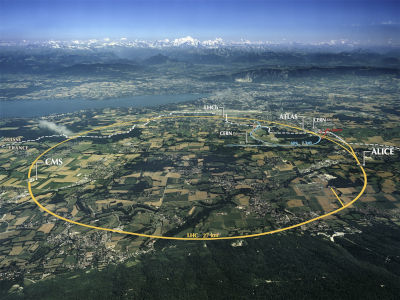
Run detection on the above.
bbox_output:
[381,20,397,25]
[38,120,73,136]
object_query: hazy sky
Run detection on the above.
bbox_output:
[1,0,399,45]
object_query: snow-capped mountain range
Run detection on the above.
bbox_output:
[0,36,226,49]
[0,36,372,51]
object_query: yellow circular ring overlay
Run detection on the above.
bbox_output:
[28,115,367,240]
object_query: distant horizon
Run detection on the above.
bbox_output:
[1,36,400,50]
[1,0,399,46]
[0,35,400,47]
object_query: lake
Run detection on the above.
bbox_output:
[0,94,204,118]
